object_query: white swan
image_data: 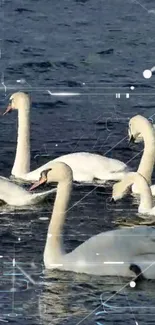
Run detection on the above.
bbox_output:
[30,162,155,279]
[128,115,155,195]
[135,123,155,143]
[112,172,155,216]
[3,92,129,183]
[0,176,56,206]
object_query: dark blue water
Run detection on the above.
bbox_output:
[1,0,155,324]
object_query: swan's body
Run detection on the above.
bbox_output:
[24,152,128,183]
[4,92,129,183]
[0,176,56,206]
[112,172,155,216]
[128,115,155,195]
[30,163,155,279]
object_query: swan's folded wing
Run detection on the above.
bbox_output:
[63,226,155,277]
[24,152,128,182]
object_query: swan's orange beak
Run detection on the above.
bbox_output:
[29,177,47,191]
[3,104,13,116]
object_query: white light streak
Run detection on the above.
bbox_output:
[47,90,80,96]
[104,261,124,265]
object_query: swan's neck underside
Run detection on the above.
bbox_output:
[124,173,153,212]
[137,124,155,185]
[135,174,153,212]
[12,107,30,177]
[44,179,72,267]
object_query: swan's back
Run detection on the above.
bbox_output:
[25,152,128,182]
[54,152,127,172]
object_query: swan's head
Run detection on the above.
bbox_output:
[128,115,153,143]
[29,162,73,191]
[3,92,30,115]
[112,180,128,201]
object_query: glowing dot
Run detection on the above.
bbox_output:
[143,69,152,79]
[130,86,135,90]
[0,255,3,258]
[55,144,58,147]
[39,217,49,220]
[16,79,26,84]
[18,237,21,241]
[96,253,100,255]
[130,280,136,288]
[82,82,85,85]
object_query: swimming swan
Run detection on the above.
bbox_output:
[128,115,155,195]
[30,162,155,279]
[3,92,129,183]
[112,172,155,216]
[0,176,56,206]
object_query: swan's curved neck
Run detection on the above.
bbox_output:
[137,122,155,185]
[12,104,30,177]
[44,178,72,266]
[123,172,153,213]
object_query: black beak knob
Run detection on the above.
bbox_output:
[110,197,115,203]
[129,135,135,144]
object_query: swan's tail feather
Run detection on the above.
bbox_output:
[32,188,57,203]
[129,264,145,282]
[132,254,155,280]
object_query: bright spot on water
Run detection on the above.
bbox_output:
[130,86,135,90]
[16,79,26,84]
[130,280,136,288]
[143,69,152,79]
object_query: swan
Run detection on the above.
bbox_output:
[135,123,155,143]
[128,115,155,195]
[112,171,155,216]
[29,162,155,279]
[3,92,129,183]
[0,176,56,206]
